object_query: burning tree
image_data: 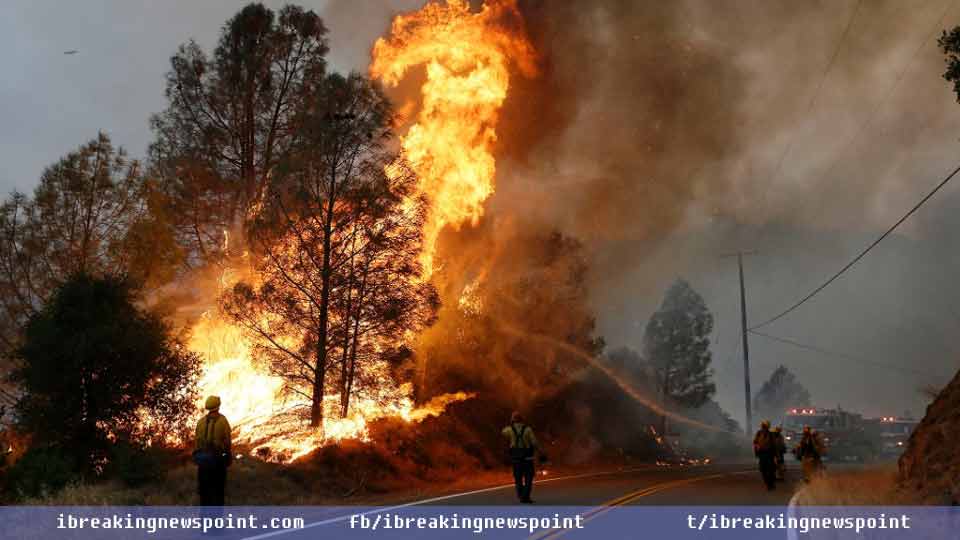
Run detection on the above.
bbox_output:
[149,3,329,265]
[417,228,602,402]
[223,73,438,428]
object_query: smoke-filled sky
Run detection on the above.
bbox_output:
[4,0,960,427]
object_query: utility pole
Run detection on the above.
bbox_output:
[722,250,757,436]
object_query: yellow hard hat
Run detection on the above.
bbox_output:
[205,395,221,411]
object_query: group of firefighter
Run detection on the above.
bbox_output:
[192,395,546,506]
[192,395,825,505]
[753,419,825,490]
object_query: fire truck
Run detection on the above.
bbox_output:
[871,415,918,457]
[779,407,879,462]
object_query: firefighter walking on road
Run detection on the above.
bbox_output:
[502,411,541,504]
[753,420,777,491]
[795,425,825,482]
[194,395,232,506]
[771,426,787,482]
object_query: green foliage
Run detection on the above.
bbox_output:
[0,133,148,384]
[4,446,77,500]
[11,273,200,468]
[643,279,716,410]
[939,27,960,102]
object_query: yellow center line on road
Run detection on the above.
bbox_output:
[527,469,755,540]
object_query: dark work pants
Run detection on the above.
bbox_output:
[198,463,227,505]
[512,460,535,502]
[757,452,776,490]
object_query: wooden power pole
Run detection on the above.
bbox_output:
[722,250,757,436]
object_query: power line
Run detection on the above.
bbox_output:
[750,162,960,330]
[749,329,942,378]
[755,0,862,230]
[804,0,956,222]
[755,0,952,255]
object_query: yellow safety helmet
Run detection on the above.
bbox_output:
[205,395,222,411]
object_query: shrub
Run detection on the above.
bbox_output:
[11,273,200,471]
[105,440,164,488]
[4,446,77,500]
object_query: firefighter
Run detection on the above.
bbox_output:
[194,395,232,505]
[753,420,777,491]
[771,426,787,481]
[502,411,540,504]
[795,425,824,482]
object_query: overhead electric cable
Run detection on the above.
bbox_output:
[749,329,942,377]
[750,163,960,329]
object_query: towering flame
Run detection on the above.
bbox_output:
[370,0,536,276]
[179,0,531,462]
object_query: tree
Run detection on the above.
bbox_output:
[642,279,716,434]
[605,346,655,392]
[149,2,329,264]
[0,134,150,405]
[676,399,743,458]
[223,73,437,427]
[939,27,960,101]
[10,273,200,467]
[752,365,811,423]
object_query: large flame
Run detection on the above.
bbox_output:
[370,0,536,277]
[190,308,474,462]
[183,0,532,463]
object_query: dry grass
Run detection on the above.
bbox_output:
[21,451,604,506]
[794,464,921,505]
[21,455,514,506]
[21,458,306,505]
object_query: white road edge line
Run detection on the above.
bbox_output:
[240,465,666,540]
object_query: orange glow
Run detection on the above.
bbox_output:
[190,308,475,462]
[370,0,536,276]
[180,0,531,462]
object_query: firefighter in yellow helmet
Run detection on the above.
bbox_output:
[194,396,232,505]
[502,411,541,503]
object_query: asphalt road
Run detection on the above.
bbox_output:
[420,462,803,506]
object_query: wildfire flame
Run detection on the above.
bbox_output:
[191,310,475,462]
[370,0,536,277]
[183,0,531,463]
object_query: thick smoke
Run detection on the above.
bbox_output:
[340,0,960,433]
[486,0,960,425]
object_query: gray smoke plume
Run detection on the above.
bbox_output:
[486,0,960,425]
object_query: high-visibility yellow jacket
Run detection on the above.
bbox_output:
[195,412,231,455]
[502,422,538,449]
